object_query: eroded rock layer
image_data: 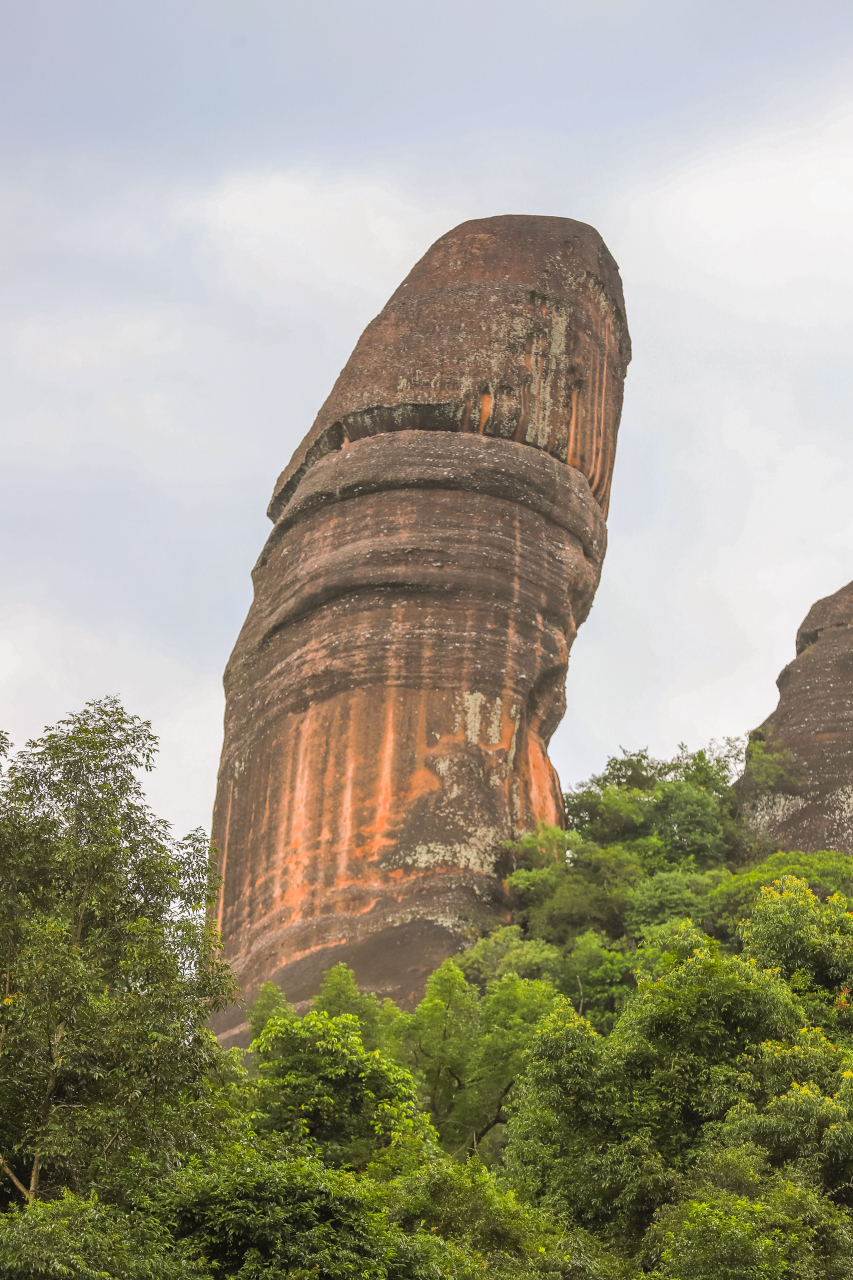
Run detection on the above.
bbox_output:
[747,579,853,853]
[269,214,629,522]
[211,215,630,1046]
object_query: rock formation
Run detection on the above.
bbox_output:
[746,579,853,854]
[211,215,631,1046]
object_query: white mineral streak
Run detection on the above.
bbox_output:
[402,825,504,874]
[462,690,487,745]
[744,792,807,833]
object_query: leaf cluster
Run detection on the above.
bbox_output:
[462,739,853,1033]
[0,700,576,1278]
[0,698,238,1210]
[8,705,853,1280]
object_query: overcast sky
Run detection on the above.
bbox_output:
[2,0,853,833]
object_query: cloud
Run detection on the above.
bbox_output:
[4,80,853,825]
[612,98,853,327]
[547,92,853,784]
[0,167,467,831]
[0,606,223,837]
[180,170,463,331]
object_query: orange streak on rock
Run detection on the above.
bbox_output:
[478,392,493,433]
[211,216,630,1045]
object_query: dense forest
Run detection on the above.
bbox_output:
[3,699,853,1277]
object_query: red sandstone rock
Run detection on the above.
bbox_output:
[269,214,629,522]
[746,580,853,855]
[211,215,630,1047]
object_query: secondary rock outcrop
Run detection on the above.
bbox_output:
[211,215,631,1046]
[746,579,853,854]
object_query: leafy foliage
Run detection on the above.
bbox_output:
[0,1192,184,1280]
[243,989,590,1276]
[0,698,238,1210]
[313,962,401,1053]
[160,1146,479,1280]
[704,848,853,941]
[389,961,558,1160]
[739,729,809,803]
[738,874,853,1040]
[643,1176,853,1280]
[563,741,746,869]
[383,1157,617,1278]
[6,707,853,1279]
[251,1006,432,1169]
[458,740,853,1032]
[505,924,802,1240]
[504,908,853,1274]
[0,701,563,1278]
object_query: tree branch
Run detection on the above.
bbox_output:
[0,1155,31,1202]
[29,1038,62,1203]
[27,1154,39,1202]
[472,1078,515,1147]
[102,1129,121,1158]
[0,965,12,1056]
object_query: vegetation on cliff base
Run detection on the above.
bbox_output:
[0,702,586,1278]
[4,701,853,1278]
[458,741,853,1034]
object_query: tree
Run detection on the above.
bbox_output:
[739,730,809,806]
[243,982,580,1277]
[247,979,295,1043]
[0,1191,185,1280]
[0,700,587,1279]
[251,1007,433,1170]
[392,961,558,1159]
[563,740,748,870]
[458,925,565,992]
[160,1141,603,1280]
[159,1146,477,1280]
[704,850,853,943]
[644,1177,853,1280]
[474,741,853,1031]
[0,698,238,1210]
[504,923,811,1247]
[313,963,400,1053]
[739,875,853,1040]
[507,834,641,948]
[384,1156,613,1279]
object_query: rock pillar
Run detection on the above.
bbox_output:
[211,215,630,1045]
[746,580,853,854]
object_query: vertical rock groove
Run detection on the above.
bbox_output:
[211,215,630,1046]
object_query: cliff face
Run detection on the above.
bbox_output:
[747,580,853,854]
[268,214,629,522]
[211,215,631,1046]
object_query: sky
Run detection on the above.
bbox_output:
[2,0,853,834]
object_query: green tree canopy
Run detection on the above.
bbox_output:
[504,921,840,1243]
[312,963,400,1054]
[502,897,853,1280]
[0,697,237,1210]
[251,1006,433,1170]
[390,960,558,1160]
[739,874,853,1040]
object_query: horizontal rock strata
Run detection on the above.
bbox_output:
[211,215,630,1046]
[269,214,630,522]
[746,579,853,854]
